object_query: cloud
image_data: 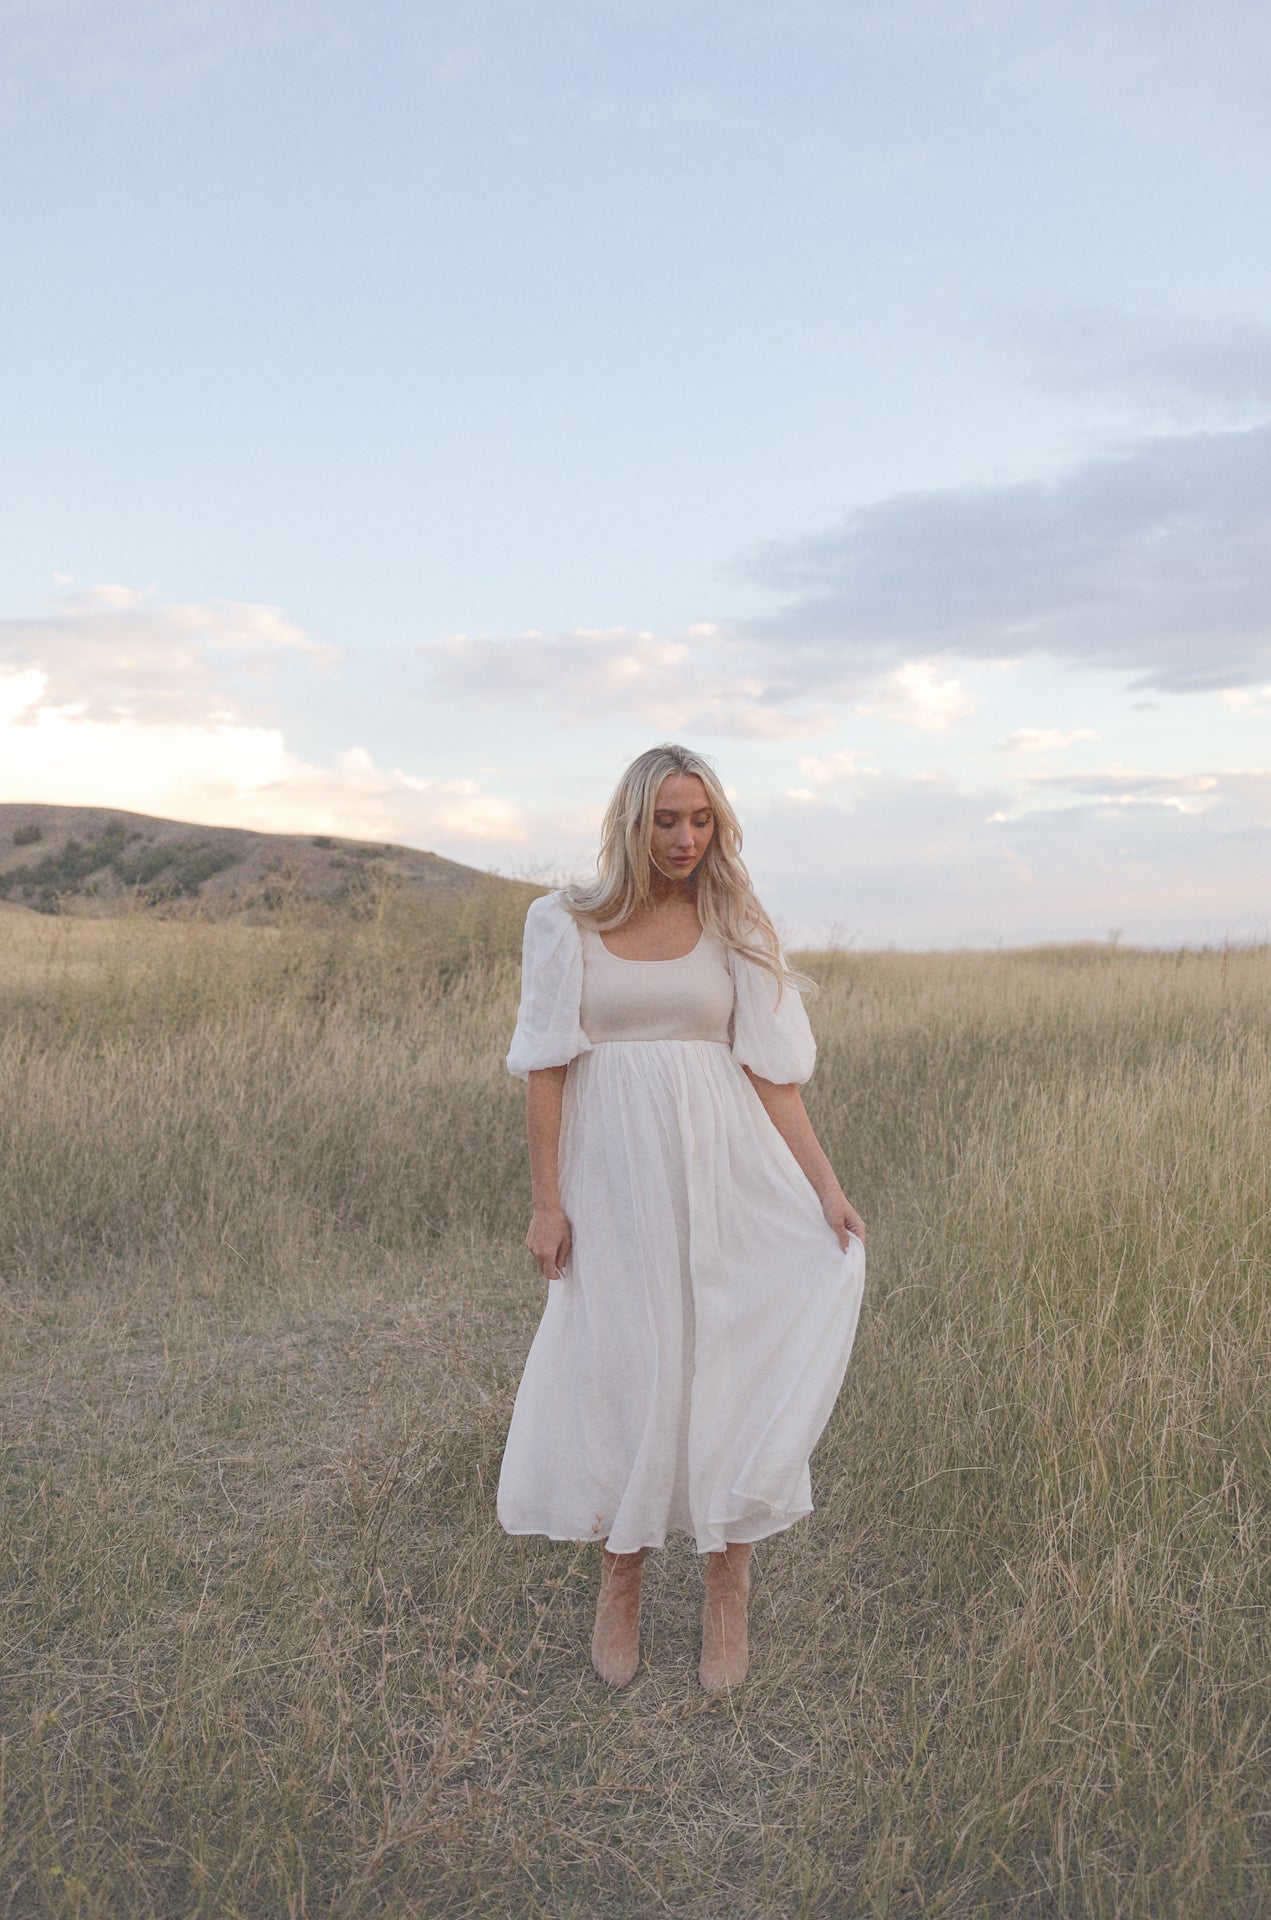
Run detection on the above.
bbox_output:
[10,0,1271,164]
[0,0,374,113]
[1001,728,1100,752]
[796,750,860,785]
[994,763,1271,824]
[1220,685,1271,715]
[0,668,45,725]
[426,412,1271,739]
[0,681,526,851]
[845,0,1271,141]
[878,661,974,731]
[422,624,988,741]
[1017,766,1238,813]
[739,422,1271,695]
[0,582,337,727]
[421,625,840,740]
[743,767,1271,949]
[1010,310,1271,425]
[1034,769,1224,797]
[223,746,527,845]
[0,582,522,856]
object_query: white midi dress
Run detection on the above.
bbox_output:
[498,893,866,1557]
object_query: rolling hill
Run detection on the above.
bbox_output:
[0,803,535,918]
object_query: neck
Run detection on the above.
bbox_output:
[648,867,694,903]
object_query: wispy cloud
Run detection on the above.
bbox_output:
[421,623,992,739]
[796,750,860,785]
[1219,685,1271,714]
[421,625,840,739]
[0,582,337,727]
[1020,767,1230,808]
[743,766,1271,948]
[0,0,370,111]
[1001,727,1100,752]
[1009,310,1271,424]
[0,685,525,850]
[845,0,1271,140]
[0,582,521,853]
[739,423,1271,695]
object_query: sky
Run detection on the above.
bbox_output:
[2,0,1269,947]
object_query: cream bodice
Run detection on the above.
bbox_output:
[506,892,817,1086]
[578,924,734,1045]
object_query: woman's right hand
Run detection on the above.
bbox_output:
[819,1186,866,1253]
[526,1205,572,1280]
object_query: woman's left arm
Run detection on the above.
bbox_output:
[744,1071,866,1251]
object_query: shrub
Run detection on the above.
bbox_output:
[0,820,242,911]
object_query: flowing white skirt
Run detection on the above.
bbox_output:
[497,1039,866,1556]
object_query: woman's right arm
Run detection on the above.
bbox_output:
[525,1065,572,1279]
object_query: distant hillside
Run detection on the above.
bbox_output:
[0,803,536,919]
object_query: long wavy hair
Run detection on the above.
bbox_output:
[561,743,805,988]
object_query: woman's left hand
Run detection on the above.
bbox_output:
[820,1186,866,1252]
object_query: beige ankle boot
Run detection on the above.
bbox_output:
[699,1544,751,1691]
[591,1546,647,1687]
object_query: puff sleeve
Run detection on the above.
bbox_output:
[506,893,592,1080]
[728,947,817,1086]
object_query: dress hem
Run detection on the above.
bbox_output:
[497,1502,814,1557]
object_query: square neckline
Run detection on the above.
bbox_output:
[592,926,707,965]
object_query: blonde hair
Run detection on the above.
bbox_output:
[561,743,804,988]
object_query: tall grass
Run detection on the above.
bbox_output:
[1,905,1267,1917]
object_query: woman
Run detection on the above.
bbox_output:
[500,744,866,1691]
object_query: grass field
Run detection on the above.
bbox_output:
[1,892,1268,1918]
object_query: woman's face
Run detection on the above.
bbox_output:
[649,773,715,882]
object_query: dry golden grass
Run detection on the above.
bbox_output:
[1,900,1267,1918]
